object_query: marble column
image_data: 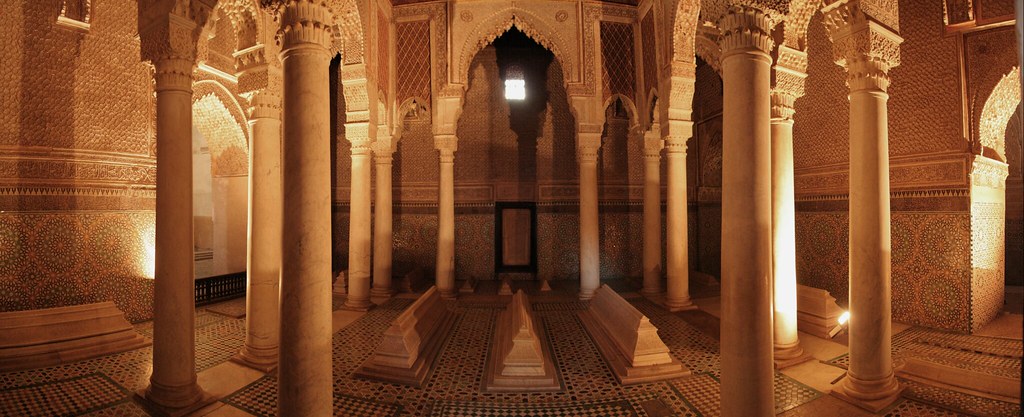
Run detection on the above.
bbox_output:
[344,131,374,311]
[276,1,334,414]
[770,51,811,368]
[824,2,904,409]
[371,139,395,298]
[435,135,457,298]
[718,6,775,417]
[141,54,212,414]
[641,132,664,297]
[664,131,696,311]
[234,90,282,372]
[577,132,601,300]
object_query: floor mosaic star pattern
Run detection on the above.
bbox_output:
[0,292,1018,416]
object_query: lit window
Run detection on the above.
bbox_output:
[505,79,525,100]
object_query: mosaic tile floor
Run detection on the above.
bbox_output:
[0,293,1018,417]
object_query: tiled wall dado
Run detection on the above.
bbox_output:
[0,211,155,322]
[795,208,977,333]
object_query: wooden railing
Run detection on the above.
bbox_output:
[194,272,246,306]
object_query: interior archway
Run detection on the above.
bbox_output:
[191,84,250,279]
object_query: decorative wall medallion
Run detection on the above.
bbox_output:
[460,11,473,22]
[555,10,568,22]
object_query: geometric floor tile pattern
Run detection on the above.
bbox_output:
[0,292,1019,416]
[0,373,127,417]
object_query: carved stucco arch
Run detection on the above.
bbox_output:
[328,0,366,64]
[672,0,701,64]
[218,0,265,50]
[454,8,576,89]
[192,80,250,177]
[980,67,1022,162]
[603,94,641,133]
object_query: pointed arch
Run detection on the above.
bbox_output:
[980,67,1021,162]
[192,80,250,177]
[455,8,576,88]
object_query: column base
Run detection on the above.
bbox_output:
[231,345,278,373]
[370,287,395,298]
[773,344,814,370]
[830,373,904,413]
[439,289,458,300]
[342,299,376,312]
[134,383,216,417]
[664,297,698,312]
[578,289,597,301]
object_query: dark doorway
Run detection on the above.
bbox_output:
[495,202,537,273]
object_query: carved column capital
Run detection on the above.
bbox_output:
[434,134,458,162]
[139,13,200,92]
[266,0,334,53]
[718,5,776,57]
[643,133,665,159]
[345,121,373,155]
[822,0,903,92]
[663,119,693,154]
[247,89,282,120]
[771,45,808,121]
[576,132,601,162]
[373,134,396,163]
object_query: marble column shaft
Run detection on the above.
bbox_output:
[435,135,457,298]
[822,4,904,407]
[842,58,901,402]
[718,6,776,417]
[237,90,282,371]
[345,133,373,310]
[371,144,394,298]
[146,56,207,409]
[277,1,334,414]
[664,133,695,310]
[641,135,664,296]
[770,91,807,364]
[577,133,601,300]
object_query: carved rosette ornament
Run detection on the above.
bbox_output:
[717,5,776,57]
[822,0,903,92]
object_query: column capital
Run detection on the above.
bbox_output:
[373,135,396,162]
[267,0,334,53]
[643,133,664,159]
[247,89,282,120]
[822,0,903,92]
[139,13,201,92]
[771,45,808,121]
[718,5,776,57]
[345,121,373,155]
[577,132,601,162]
[236,44,284,96]
[434,134,458,156]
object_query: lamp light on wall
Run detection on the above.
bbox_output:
[829,311,850,338]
